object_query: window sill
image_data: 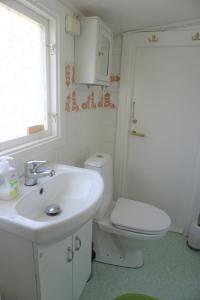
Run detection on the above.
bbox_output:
[0,135,64,157]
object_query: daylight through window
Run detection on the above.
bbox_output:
[0,1,55,150]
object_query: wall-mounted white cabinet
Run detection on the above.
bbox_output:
[75,17,113,86]
[0,221,92,300]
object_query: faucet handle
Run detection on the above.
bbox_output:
[25,160,48,171]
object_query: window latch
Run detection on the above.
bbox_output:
[47,44,56,55]
[49,113,58,123]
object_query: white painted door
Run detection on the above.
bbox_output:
[73,221,92,300]
[119,31,200,232]
[38,236,73,300]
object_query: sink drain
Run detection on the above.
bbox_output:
[45,204,62,216]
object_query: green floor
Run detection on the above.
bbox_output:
[80,233,200,300]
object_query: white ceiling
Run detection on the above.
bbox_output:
[67,0,200,34]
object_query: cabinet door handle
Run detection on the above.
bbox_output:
[75,236,82,251]
[98,51,104,56]
[67,247,74,262]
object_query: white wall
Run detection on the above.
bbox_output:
[7,0,121,177]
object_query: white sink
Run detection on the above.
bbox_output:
[0,164,103,244]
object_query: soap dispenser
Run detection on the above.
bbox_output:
[0,156,20,200]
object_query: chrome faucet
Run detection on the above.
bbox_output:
[24,160,55,186]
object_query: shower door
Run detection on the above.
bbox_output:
[117,31,200,233]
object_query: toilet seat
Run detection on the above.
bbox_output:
[110,198,171,235]
[97,213,167,240]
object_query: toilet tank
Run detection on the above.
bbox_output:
[84,153,113,221]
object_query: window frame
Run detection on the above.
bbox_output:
[0,0,60,154]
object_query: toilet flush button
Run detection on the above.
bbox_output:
[84,153,112,168]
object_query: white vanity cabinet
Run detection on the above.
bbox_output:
[37,235,73,300]
[37,220,92,300]
[73,222,92,300]
[75,17,113,86]
[0,221,92,300]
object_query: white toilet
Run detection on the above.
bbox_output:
[85,153,171,268]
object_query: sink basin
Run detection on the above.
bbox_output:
[0,164,103,244]
[16,172,94,222]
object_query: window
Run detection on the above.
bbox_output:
[0,1,57,152]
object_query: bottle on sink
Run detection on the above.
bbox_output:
[0,156,20,200]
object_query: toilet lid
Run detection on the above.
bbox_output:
[110,198,171,234]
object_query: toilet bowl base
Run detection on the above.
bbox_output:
[93,223,144,268]
[95,249,143,268]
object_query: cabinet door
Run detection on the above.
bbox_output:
[73,221,92,300]
[96,25,112,83]
[37,236,73,300]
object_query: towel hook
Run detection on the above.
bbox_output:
[148,34,159,42]
[192,33,200,41]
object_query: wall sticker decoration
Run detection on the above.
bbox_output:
[65,90,80,112]
[110,75,120,82]
[65,64,75,87]
[64,64,119,112]
[98,87,116,109]
[81,90,97,110]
